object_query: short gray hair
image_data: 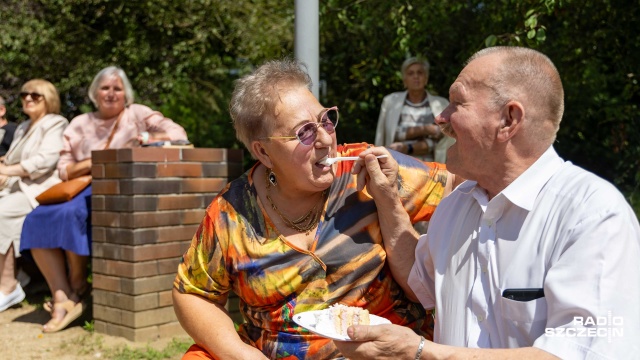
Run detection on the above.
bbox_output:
[0,95,5,107]
[467,46,564,143]
[230,58,312,158]
[88,66,135,107]
[401,57,430,77]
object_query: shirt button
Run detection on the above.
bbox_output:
[481,266,488,273]
[477,315,485,322]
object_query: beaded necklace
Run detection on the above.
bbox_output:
[264,167,326,235]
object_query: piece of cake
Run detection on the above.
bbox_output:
[315,304,370,335]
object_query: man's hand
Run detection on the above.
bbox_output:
[351,146,398,200]
[334,324,422,360]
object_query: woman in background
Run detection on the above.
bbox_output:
[0,80,68,312]
[20,66,188,333]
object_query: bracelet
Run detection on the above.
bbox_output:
[414,336,425,360]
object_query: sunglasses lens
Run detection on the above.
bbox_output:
[323,108,339,125]
[20,92,42,101]
[297,123,318,145]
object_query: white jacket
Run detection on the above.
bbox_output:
[375,91,454,164]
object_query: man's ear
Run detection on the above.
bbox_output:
[497,101,524,142]
[251,140,273,168]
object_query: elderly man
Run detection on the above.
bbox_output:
[342,47,640,359]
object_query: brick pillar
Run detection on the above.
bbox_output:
[91,147,243,341]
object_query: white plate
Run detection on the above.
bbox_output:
[293,309,391,341]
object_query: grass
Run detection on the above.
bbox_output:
[104,338,192,360]
[58,332,192,360]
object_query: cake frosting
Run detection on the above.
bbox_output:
[314,304,370,335]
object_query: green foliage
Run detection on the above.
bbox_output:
[83,320,95,334]
[1,0,638,214]
[0,0,293,149]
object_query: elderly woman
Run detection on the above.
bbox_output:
[0,80,68,312]
[173,59,457,359]
[20,66,188,333]
[375,57,455,164]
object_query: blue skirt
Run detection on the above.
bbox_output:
[20,185,92,256]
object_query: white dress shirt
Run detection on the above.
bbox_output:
[409,147,640,359]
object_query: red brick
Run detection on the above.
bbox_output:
[117,148,181,162]
[119,211,182,228]
[92,195,105,211]
[157,258,182,276]
[156,225,199,242]
[92,164,105,178]
[180,148,227,162]
[103,163,158,179]
[156,163,203,178]
[120,179,182,195]
[92,226,106,243]
[158,290,174,307]
[92,149,119,164]
[92,273,122,292]
[92,211,120,227]
[156,194,205,210]
[181,209,205,224]
[93,258,159,278]
[181,178,227,193]
[120,274,177,295]
[92,179,120,195]
[93,242,187,262]
[93,289,159,311]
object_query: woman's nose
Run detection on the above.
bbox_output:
[314,125,333,146]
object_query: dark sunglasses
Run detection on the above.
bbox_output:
[262,107,339,146]
[20,92,44,102]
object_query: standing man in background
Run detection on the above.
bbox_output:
[375,57,455,164]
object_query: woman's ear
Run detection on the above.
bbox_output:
[251,140,274,168]
[497,100,524,142]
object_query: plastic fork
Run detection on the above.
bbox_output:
[319,155,388,166]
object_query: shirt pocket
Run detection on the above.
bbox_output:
[499,296,547,346]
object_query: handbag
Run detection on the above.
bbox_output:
[34,109,125,205]
[35,175,92,204]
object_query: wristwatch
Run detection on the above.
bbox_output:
[407,143,414,155]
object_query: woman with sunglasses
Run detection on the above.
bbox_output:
[19,66,188,333]
[173,59,458,360]
[0,80,68,312]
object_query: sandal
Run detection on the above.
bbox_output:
[42,299,85,333]
[43,284,90,314]
[43,300,54,314]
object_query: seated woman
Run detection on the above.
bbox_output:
[0,80,68,312]
[172,59,458,359]
[20,66,188,333]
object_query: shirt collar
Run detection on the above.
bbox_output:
[456,146,565,212]
[501,146,565,211]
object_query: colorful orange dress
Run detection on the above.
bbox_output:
[174,143,448,359]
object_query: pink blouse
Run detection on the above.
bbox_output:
[58,104,188,180]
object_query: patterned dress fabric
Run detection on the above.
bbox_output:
[175,143,449,359]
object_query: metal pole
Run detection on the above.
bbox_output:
[294,0,319,98]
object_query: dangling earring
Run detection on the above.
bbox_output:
[266,168,277,187]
